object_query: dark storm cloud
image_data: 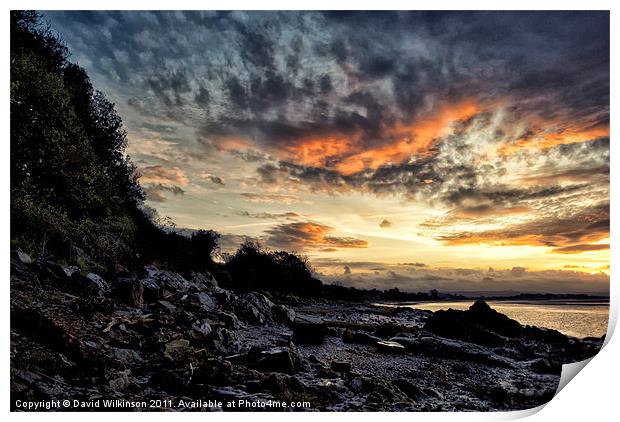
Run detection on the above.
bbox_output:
[45,11,609,156]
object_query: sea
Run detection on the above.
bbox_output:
[395,300,609,339]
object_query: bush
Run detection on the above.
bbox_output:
[224,241,322,297]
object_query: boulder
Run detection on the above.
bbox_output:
[423,299,522,346]
[292,314,326,344]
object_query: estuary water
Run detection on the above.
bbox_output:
[399,300,609,339]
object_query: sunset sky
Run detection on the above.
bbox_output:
[45,11,610,294]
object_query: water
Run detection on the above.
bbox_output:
[400,300,609,339]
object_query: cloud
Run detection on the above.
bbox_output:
[139,165,189,186]
[434,203,609,253]
[379,219,392,229]
[237,211,301,219]
[142,183,185,203]
[264,221,368,251]
[199,172,225,185]
[552,244,609,254]
[240,192,307,204]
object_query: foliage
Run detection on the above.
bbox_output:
[225,241,322,297]
[11,11,143,268]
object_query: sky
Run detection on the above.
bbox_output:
[45,11,610,294]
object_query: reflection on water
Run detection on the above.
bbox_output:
[403,300,609,339]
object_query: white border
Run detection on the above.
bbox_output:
[3,1,617,420]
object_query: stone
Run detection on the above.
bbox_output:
[112,348,144,366]
[13,250,33,265]
[164,339,190,360]
[273,304,296,324]
[191,320,212,340]
[195,292,216,311]
[158,300,177,312]
[232,293,275,325]
[391,334,512,367]
[109,369,133,391]
[423,299,522,346]
[217,311,240,329]
[111,277,144,307]
[83,272,110,296]
[63,266,80,277]
[376,340,406,354]
[292,314,326,344]
[393,378,425,400]
[330,361,352,373]
[191,271,218,289]
[255,346,299,374]
[342,329,382,345]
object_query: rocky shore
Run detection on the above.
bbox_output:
[10,251,604,411]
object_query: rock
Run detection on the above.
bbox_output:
[255,345,300,374]
[212,327,241,355]
[216,311,240,329]
[12,250,33,265]
[191,320,212,340]
[111,277,144,307]
[112,348,144,366]
[342,329,381,345]
[273,304,296,324]
[529,357,561,374]
[393,378,425,400]
[191,271,218,289]
[82,272,110,296]
[330,361,352,373]
[108,369,133,390]
[164,339,190,360]
[158,300,177,312]
[376,340,405,354]
[194,292,217,311]
[423,299,523,346]
[143,265,190,292]
[391,334,512,367]
[231,293,275,325]
[63,266,80,277]
[292,314,326,344]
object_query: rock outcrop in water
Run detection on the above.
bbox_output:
[10,251,603,411]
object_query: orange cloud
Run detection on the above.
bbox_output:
[250,101,481,175]
[265,221,369,251]
[139,165,189,186]
[334,101,480,174]
[499,123,609,155]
